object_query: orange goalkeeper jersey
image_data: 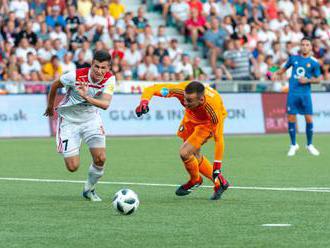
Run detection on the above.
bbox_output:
[141,81,227,136]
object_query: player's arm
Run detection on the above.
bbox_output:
[44,79,64,117]
[77,79,115,110]
[299,62,322,84]
[136,82,187,117]
[81,88,112,110]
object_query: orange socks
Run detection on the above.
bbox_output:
[183,156,200,183]
[198,156,220,187]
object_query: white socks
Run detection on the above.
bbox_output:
[85,163,104,191]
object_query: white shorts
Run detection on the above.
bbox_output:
[56,115,106,158]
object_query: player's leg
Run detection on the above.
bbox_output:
[287,94,299,156]
[81,116,107,201]
[175,141,203,196]
[302,94,319,155]
[175,121,206,196]
[305,114,319,156]
[56,117,82,171]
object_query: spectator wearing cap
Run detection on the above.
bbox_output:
[109,0,125,20]
[45,5,66,29]
[137,55,159,81]
[132,7,149,33]
[42,55,62,81]
[203,16,227,73]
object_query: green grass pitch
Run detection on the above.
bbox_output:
[0,134,330,248]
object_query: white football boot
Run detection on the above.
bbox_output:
[287,144,299,157]
[82,184,102,202]
[306,144,320,156]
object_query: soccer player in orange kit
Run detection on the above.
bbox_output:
[135,81,229,200]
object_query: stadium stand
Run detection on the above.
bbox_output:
[0,0,330,93]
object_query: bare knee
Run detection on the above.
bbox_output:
[179,145,194,161]
[94,153,106,167]
[65,160,79,172]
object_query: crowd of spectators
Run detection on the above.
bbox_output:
[0,0,330,93]
[154,0,330,82]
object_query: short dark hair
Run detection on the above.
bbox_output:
[185,81,205,96]
[93,50,112,64]
[301,37,312,44]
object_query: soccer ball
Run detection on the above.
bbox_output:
[112,189,139,215]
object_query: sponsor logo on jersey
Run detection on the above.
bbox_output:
[160,88,169,97]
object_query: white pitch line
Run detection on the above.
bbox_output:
[0,177,330,193]
[262,224,292,227]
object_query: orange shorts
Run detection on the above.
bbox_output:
[177,120,213,149]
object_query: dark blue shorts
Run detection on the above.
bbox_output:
[287,94,313,115]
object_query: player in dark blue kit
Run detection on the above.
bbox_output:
[272,37,321,156]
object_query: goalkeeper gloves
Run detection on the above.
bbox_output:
[212,161,222,182]
[135,99,149,117]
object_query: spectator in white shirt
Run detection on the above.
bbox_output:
[278,0,295,19]
[73,41,93,63]
[137,55,159,80]
[171,0,190,27]
[60,53,76,74]
[50,23,68,48]
[37,40,56,64]
[168,38,183,66]
[9,0,29,19]
[21,52,42,80]
[124,41,142,72]
[15,38,37,62]
[175,54,193,80]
